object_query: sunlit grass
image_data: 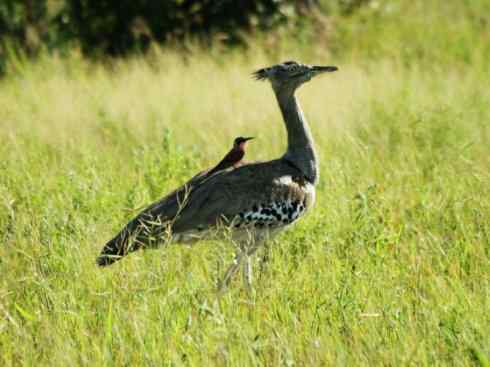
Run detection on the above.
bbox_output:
[1,3,490,365]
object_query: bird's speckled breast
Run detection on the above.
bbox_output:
[233,178,315,230]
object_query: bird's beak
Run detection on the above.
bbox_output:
[244,137,255,142]
[311,65,338,76]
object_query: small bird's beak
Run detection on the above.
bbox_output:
[311,65,338,76]
[244,137,255,142]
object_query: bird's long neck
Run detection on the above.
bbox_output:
[275,89,318,184]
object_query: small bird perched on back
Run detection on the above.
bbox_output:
[200,136,254,178]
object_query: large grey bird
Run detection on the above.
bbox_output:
[97,61,338,290]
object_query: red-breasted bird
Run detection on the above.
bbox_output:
[205,136,254,177]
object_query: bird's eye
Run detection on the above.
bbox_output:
[287,64,300,74]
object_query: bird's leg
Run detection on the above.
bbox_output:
[218,248,244,294]
[242,239,262,291]
[258,241,272,279]
[256,230,274,278]
[242,254,253,291]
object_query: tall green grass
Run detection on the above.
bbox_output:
[1,1,489,365]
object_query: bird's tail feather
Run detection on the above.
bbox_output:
[96,240,122,266]
[96,227,139,266]
[96,214,171,266]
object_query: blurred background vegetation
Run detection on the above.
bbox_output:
[0,0,367,53]
[0,0,359,68]
[1,1,490,365]
[1,0,489,75]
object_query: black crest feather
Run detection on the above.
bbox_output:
[252,68,268,81]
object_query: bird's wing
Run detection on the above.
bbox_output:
[97,160,304,265]
[166,160,309,232]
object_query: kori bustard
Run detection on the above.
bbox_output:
[97,61,338,290]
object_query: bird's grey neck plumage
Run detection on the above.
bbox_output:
[275,89,318,184]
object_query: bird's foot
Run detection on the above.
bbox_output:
[217,251,243,294]
[242,255,253,292]
[258,242,272,279]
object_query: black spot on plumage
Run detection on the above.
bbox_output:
[256,222,264,228]
[239,213,245,219]
[234,223,241,228]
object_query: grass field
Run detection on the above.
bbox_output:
[1,1,490,365]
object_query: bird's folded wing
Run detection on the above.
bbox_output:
[124,160,298,232]
[97,160,303,265]
[169,160,306,233]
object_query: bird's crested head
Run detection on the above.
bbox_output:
[253,60,338,92]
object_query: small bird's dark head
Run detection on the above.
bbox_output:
[233,136,254,149]
[253,60,338,93]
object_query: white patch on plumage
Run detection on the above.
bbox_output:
[277,175,293,185]
[304,182,315,205]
